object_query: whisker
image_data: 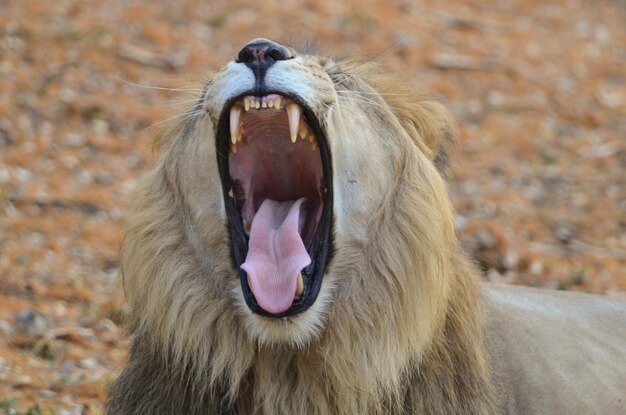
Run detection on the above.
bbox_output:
[141,108,205,133]
[116,76,205,94]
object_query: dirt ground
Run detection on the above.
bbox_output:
[1,0,625,413]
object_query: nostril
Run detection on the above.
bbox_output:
[237,46,254,64]
[268,47,287,62]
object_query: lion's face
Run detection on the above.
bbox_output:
[130,39,452,349]
[186,39,406,343]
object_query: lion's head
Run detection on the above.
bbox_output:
[118,39,487,413]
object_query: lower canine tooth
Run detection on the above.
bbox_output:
[295,272,304,298]
[230,142,238,154]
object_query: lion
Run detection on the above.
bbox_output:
[106,39,626,414]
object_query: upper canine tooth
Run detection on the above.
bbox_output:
[286,103,301,143]
[230,105,243,144]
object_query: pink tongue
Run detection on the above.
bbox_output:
[241,198,311,314]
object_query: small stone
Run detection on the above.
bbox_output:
[63,132,85,147]
[0,166,9,183]
[454,214,468,230]
[475,229,495,250]
[78,357,98,369]
[92,119,109,135]
[529,261,544,275]
[13,375,32,387]
[14,309,49,335]
[502,251,520,270]
[0,320,15,336]
[38,389,58,398]
[60,360,75,376]
[79,316,95,327]
[60,404,86,415]
[554,224,576,244]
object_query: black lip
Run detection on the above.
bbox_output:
[215,90,333,318]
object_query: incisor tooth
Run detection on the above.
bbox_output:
[295,272,304,298]
[230,105,242,144]
[255,100,260,109]
[286,103,301,143]
[244,97,250,111]
[299,125,308,140]
[275,96,282,110]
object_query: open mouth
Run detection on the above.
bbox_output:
[216,92,333,318]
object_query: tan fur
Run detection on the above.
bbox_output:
[108,41,623,414]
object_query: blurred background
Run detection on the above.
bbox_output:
[1,0,625,412]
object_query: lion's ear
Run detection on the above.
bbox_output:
[386,93,456,167]
[358,69,456,170]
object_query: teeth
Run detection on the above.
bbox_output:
[299,124,309,140]
[295,272,304,298]
[243,220,251,235]
[286,103,301,143]
[233,97,318,150]
[230,105,242,144]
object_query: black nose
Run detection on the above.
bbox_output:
[236,39,290,65]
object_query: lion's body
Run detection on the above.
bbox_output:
[485,284,626,414]
[106,40,626,414]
